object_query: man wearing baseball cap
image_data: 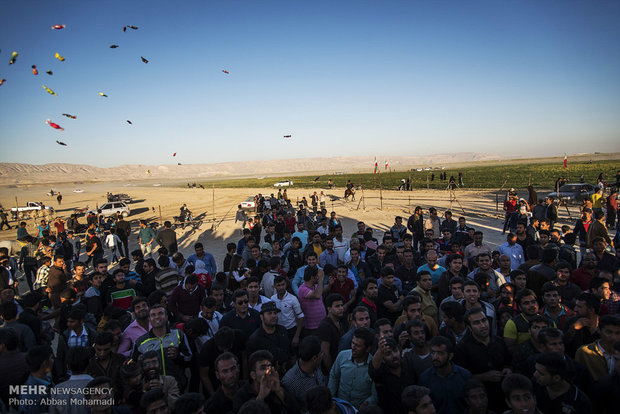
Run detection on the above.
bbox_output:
[246,301,293,375]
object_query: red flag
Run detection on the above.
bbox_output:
[374,157,378,174]
[563,154,567,169]
[385,160,388,170]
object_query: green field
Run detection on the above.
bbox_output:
[191,159,618,191]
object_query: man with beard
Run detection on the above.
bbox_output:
[118,297,151,357]
[455,308,511,412]
[220,289,261,341]
[533,352,592,414]
[498,233,525,271]
[338,306,372,352]
[591,237,618,273]
[369,336,417,413]
[282,336,327,412]
[542,261,581,310]
[247,301,292,375]
[437,254,465,303]
[467,253,506,298]
[141,351,181,407]
[357,278,379,324]
[47,255,71,309]
[514,221,534,260]
[540,283,575,331]
[407,206,425,251]
[205,352,241,414]
[464,232,492,270]
[503,289,540,350]
[156,221,178,255]
[420,336,472,413]
[86,331,125,396]
[570,252,599,291]
[328,328,377,408]
[317,294,347,373]
[564,293,601,357]
[232,350,299,414]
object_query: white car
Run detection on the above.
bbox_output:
[88,201,130,218]
[273,180,293,187]
[241,197,256,210]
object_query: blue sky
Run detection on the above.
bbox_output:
[1,0,619,167]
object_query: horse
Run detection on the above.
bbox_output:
[344,188,356,201]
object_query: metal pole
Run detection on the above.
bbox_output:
[158,205,162,222]
[212,185,215,222]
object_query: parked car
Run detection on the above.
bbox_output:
[107,193,133,203]
[88,201,130,218]
[240,197,256,210]
[273,180,293,187]
[545,183,596,205]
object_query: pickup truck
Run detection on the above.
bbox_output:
[11,202,55,218]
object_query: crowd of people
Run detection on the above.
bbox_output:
[0,181,619,414]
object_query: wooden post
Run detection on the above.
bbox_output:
[408,195,411,214]
[212,185,215,222]
[379,173,383,210]
[362,187,365,210]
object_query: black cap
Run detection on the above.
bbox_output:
[260,301,281,314]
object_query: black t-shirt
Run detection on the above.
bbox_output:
[246,325,292,371]
[316,316,346,363]
[377,284,401,324]
[535,384,592,414]
[369,360,418,414]
[86,235,103,254]
[198,331,245,391]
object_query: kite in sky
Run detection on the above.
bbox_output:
[126,120,132,124]
[110,45,119,49]
[42,85,57,96]
[123,25,138,32]
[62,113,77,119]
[141,56,148,64]
[283,135,291,138]
[99,92,108,97]
[51,24,66,30]
[46,70,53,75]
[31,65,38,75]
[222,70,229,74]
[54,52,65,62]
[46,119,64,131]
[0,79,5,86]
[173,153,177,157]
[9,51,18,65]
[56,140,67,146]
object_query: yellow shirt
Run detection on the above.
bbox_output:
[591,193,603,209]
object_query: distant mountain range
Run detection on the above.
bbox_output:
[0,152,591,185]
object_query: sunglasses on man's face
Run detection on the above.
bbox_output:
[237,299,249,305]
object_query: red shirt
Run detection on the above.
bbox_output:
[330,278,354,301]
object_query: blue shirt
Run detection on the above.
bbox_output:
[419,363,472,414]
[328,349,377,408]
[292,230,309,249]
[418,263,446,286]
[187,252,217,275]
[498,242,525,270]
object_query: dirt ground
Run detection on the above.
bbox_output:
[1,181,599,270]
